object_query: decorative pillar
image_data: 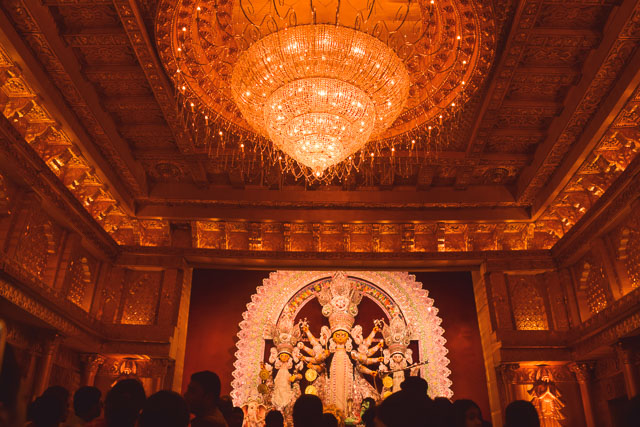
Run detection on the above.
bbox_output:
[33,334,61,397]
[496,363,520,409]
[150,359,171,393]
[81,354,105,386]
[569,362,596,427]
[615,341,639,398]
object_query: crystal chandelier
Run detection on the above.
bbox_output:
[157,0,495,182]
[230,25,410,174]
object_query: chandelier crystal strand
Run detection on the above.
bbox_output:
[231,24,410,174]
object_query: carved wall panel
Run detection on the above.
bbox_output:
[613,208,640,290]
[261,223,285,251]
[288,223,314,252]
[508,275,549,331]
[225,222,249,251]
[13,209,57,280]
[318,224,345,252]
[65,255,96,312]
[572,249,615,319]
[120,271,162,325]
[378,224,402,252]
[349,224,373,252]
[193,221,226,249]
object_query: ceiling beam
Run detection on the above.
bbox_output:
[531,46,640,219]
[0,116,118,258]
[4,0,149,204]
[135,204,530,222]
[144,183,519,205]
[516,0,640,203]
[0,7,138,213]
[528,28,600,38]
[135,183,529,222]
[464,0,543,156]
[112,0,210,187]
[117,247,551,270]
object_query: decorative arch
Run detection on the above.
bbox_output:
[231,271,452,406]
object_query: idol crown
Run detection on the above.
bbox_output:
[317,272,362,333]
[382,314,412,355]
[272,313,300,355]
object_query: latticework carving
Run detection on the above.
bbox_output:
[618,222,640,289]
[580,257,610,315]
[13,211,55,279]
[121,272,161,325]
[510,277,549,330]
[66,257,92,310]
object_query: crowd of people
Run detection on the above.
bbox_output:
[10,371,640,427]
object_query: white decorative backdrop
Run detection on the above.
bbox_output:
[230,271,452,406]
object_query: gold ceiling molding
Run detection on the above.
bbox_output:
[0,44,170,247]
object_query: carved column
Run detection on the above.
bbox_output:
[33,334,61,396]
[150,359,172,393]
[81,354,105,386]
[496,363,520,409]
[569,362,596,427]
[615,341,639,398]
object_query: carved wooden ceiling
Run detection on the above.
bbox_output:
[0,0,639,254]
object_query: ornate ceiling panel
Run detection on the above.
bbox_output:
[0,0,639,254]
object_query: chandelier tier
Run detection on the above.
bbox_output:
[231,25,410,173]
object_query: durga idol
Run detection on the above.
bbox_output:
[299,273,381,417]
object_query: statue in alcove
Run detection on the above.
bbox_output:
[528,366,565,427]
[298,272,382,419]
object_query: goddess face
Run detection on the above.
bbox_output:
[332,330,349,345]
[392,353,404,364]
[278,353,290,362]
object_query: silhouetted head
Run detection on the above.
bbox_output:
[139,390,189,427]
[400,376,429,398]
[375,389,431,427]
[450,399,483,427]
[73,386,102,422]
[184,371,222,416]
[293,394,323,427]
[228,406,244,427]
[624,395,640,427]
[264,409,284,427]
[505,400,539,427]
[41,386,70,422]
[31,394,66,427]
[105,378,146,427]
[322,412,338,427]
[433,397,453,427]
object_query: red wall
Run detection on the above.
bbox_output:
[182,270,489,418]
